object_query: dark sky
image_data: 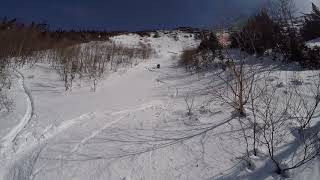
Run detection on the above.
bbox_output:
[0,0,286,31]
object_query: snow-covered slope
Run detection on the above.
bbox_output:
[0,31,319,180]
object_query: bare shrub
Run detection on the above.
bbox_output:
[0,92,12,112]
[0,18,150,114]
[81,43,107,91]
[54,46,80,91]
[216,67,320,175]
[136,42,153,60]
[184,93,195,116]
[215,52,255,117]
[50,41,153,91]
[179,48,199,71]
[0,68,13,112]
[255,83,291,173]
[288,74,320,131]
[244,73,320,175]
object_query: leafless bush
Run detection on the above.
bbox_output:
[215,53,256,117]
[53,46,80,91]
[179,48,199,71]
[184,93,195,116]
[213,53,259,170]
[0,18,145,113]
[137,42,153,60]
[0,91,13,112]
[255,83,291,172]
[243,73,320,175]
[269,0,296,27]
[81,43,107,91]
[0,68,13,112]
[288,75,320,131]
[50,41,153,91]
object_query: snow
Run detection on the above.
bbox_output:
[0,70,33,153]
[306,38,320,48]
[1,70,34,152]
[295,0,320,12]
[0,31,320,180]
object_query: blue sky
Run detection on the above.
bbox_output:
[0,0,316,31]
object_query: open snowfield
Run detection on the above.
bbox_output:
[0,32,320,180]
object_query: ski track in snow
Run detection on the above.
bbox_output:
[70,101,164,154]
[1,31,190,179]
[3,32,318,180]
[0,31,254,180]
[39,112,95,143]
[1,69,34,154]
